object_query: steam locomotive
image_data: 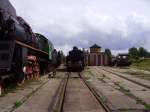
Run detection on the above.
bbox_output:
[0,0,59,86]
[111,54,131,66]
[66,47,85,72]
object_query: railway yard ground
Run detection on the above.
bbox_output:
[0,66,150,112]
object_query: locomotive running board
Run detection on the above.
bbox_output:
[15,40,48,55]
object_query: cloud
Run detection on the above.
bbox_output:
[9,0,150,54]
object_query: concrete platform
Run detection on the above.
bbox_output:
[83,70,146,111]
[92,81,145,110]
[95,68,150,104]
[105,67,150,88]
[0,75,49,112]
[14,79,62,112]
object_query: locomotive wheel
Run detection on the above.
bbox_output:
[17,69,25,86]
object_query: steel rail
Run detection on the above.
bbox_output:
[54,71,112,112]
[51,72,69,112]
[100,67,150,90]
[79,72,113,112]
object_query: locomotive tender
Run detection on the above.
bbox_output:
[0,0,56,85]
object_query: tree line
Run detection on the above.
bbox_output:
[104,47,150,60]
[129,47,150,59]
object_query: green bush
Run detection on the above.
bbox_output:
[130,58,150,71]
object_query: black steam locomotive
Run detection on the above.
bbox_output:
[0,0,59,87]
[66,47,85,72]
[111,54,131,66]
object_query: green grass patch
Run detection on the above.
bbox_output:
[125,71,150,81]
[13,101,23,109]
[130,58,150,71]
[128,58,150,80]
[145,104,150,109]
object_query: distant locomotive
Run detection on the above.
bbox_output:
[66,47,85,72]
[111,54,131,66]
[0,0,59,87]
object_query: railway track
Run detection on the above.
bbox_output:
[94,67,150,108]
[100,67,150,89]
[53,72,111,112]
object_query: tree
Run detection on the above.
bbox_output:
[59,50,66,63]
[105,49,112,58]
[129,47,139,59]
[105,49,112,64]
[138,47,149,58]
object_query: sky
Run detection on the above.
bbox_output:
[10,0,150,55]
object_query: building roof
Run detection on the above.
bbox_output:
[90,44,101,48]
[118,53,129,56]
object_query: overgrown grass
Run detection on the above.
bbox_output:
[0,79,41,97]
[145,104,150,109]
[127,58,150,80]
[130,58,150,71]
[0,84,17,97]
[124,71,150,81]
[13,101,23,109]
